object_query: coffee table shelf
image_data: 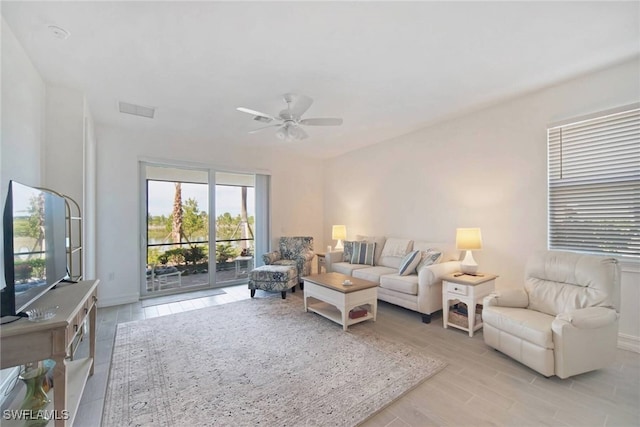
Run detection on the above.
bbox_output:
[303,273,378,331]
[306,300,375,328]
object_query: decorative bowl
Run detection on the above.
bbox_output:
[25,306,59,322]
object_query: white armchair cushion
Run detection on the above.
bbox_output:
[482,306,555,349]
[525,251,620,316]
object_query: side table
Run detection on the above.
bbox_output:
[316,252,326,274]
[442,272,498,337]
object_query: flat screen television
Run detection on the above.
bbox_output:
[1,180,68,318]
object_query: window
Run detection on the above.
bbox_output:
[547,105,639,258]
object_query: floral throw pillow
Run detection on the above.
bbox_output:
[342,241,360,262]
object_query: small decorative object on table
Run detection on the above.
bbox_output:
[18,363,51,425]
[25,306,59,322]
[349,306,368,319]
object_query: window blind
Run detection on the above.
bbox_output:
[548,107,640,257]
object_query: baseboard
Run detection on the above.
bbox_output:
[618,333,640,353]
[98,292,140,308]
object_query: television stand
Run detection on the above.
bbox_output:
[0,280,99,426]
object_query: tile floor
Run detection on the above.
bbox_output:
[7,283,639,426]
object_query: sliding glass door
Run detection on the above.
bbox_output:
[214,172,255,285]
[143,166,210,296]
[140,163,269,297]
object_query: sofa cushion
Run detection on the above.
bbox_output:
[331,262,370,276]
[352,266,397,283]
[416,249,443,272]
[351,242,376,266]
[398,250,421,276]
[342,240,362,262]
[355,235,387,265]
[378,238,413,268]
[380,274,419,296]
[482,306,555,349]
[413,241,460,262]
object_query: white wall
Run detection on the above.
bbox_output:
[1,17,45,190]
[95,125,324,306]
[323,57,640,350]
[44,86,85,204]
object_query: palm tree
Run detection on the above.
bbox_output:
[171,183,182,244]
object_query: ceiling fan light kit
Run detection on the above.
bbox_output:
[237,93,343,141]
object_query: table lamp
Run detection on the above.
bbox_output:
[456,228,482,275]
[332,225,347,251]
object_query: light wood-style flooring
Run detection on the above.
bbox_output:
[66,284,639,427]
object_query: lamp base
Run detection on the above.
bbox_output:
[460,250,478,275]
[334,240,344,251]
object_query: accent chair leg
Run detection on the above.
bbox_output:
[250,289,256,298]
[281,291,287,299]
[292,285,296,293]
[421,314,432,324]
[299,281,304,290]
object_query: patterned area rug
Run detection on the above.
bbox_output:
[102,297,446,427]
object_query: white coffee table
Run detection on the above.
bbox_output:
[303,272,378,331]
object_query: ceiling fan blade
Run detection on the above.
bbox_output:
[299,118,343,126]
[287,93,313,117]
[236,107,276,122]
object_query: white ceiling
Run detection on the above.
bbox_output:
[2,1,639,159]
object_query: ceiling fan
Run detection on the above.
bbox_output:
[237,93,343,141]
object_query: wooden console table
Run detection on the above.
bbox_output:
[0,279,99,426]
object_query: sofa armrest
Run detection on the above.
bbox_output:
[300,250,315,262]
[414,261,460,315]
[553,306,619,330]
[417,261,460,288]
[484,289,529,308]
[551,306,619,379]
[325,251,344,272]
[262,251,281,265]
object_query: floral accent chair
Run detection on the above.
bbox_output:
[262,236,315,284]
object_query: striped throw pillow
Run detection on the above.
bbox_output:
[416,249,443,272]
[398,250,421,276]
[350,242,376,266]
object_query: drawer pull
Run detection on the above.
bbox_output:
[74,324,78,332]
[84,308,88,314]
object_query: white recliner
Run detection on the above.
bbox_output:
[482,250,620,379]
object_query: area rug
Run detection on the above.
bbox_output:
[140,288,226,307]
[102,297,446,427]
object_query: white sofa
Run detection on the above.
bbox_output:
[325,235,460,323]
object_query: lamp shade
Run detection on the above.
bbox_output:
[456,228,482,250]
[332,225,347,240]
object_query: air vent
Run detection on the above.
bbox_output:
[118,101,155,119]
